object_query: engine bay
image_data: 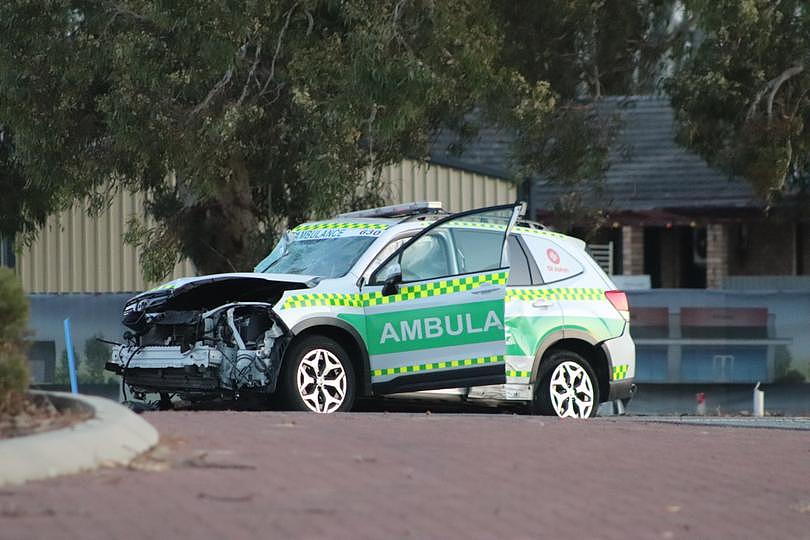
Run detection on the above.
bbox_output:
[106,275,308,401]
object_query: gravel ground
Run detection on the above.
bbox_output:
[1,410,809,540]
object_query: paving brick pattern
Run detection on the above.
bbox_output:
[2,411,809,540]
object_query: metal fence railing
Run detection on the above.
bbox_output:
[586,241,613,275]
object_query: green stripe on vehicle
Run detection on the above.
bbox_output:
[446,221,571,241]
[512,226,570,240]
[372,355,503,377]
[506,369,531,378]
[506,287,604,302]
[365,299,504,355]
[281,271,508,309]
[612,364,629,380]
[292,222,389,231]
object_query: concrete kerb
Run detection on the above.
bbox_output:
[0,391,159,486]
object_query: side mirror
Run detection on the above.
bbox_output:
[378,262,402,296]
[382,272,401,296]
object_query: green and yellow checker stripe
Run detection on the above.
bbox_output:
[506,287,604,302]
[282,292,364,309]
[281,271,508,309]
[447,222,570,241]
[292,222,389,232]
[450,221,509,231]
[364,271,508,306]
[612,364,629,380]
[372,355,503,377]
[506,369,531,379]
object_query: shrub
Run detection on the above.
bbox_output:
[0,267,29,415]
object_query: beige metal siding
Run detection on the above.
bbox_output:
[17,191,195,294]
[381,160,516,212]
[17,161,515,294]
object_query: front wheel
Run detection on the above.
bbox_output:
[279,336,356,413]
[533,350,600,418]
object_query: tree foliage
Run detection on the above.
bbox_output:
[667,0,810,205]
[0,0,568,278]
[494,0,681,99]
[8,1,783,275]
[492,0,683,231]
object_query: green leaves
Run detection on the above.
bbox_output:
[0,0,615,276]
[668,0,810,203]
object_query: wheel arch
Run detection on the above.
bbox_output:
[532,337,611,404]
[289,318,372,397]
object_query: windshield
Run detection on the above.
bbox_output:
[254,231,379,278]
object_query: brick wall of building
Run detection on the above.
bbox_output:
[622,226,644,275]
[727,222,796,276]
[706,224,729,288]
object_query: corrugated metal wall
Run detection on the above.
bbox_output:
[17,162,515,293]
[17,191,195,294]
[382,160,516,212]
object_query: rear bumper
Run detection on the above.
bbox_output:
[600,324,636,400]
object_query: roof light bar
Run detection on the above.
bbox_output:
[337,201,446,219]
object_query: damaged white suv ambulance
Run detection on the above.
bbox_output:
[106,202,636,417]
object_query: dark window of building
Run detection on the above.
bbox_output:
[0,234,14,268]
[27,341,56,384]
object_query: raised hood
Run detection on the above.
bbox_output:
[127,272,319,312]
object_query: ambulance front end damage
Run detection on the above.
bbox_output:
[105,273,315,402]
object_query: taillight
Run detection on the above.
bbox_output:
[605,290,630,321]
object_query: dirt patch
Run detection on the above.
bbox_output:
[0,394,92,440]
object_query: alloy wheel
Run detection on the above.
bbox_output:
[296,348,347,413]
[548,360,595,418]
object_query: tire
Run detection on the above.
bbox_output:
[533,349,600,418]
[158,392,173,411]
[279,335,356,413]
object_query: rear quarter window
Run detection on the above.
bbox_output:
[506,235,533,286]
[521,235,584,284]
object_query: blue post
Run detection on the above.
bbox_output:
[63,318,79,394]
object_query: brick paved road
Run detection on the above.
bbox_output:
[1,411,809,540]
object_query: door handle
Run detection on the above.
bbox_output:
[532,299,553,308]
[471,284,500,295]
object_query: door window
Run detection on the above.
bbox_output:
[374,207,514,284]
[449,228,503,275]
[365,236,413,279]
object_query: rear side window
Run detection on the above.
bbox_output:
[449,228,503,274]
[521,235,584,284]
[506,235,532,286]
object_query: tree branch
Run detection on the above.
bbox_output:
[236,40,262,108]
[259,3,299,97]
[746,64,804,121]
[767,65,803,119]
[187,44,247,121]
[188,67,234,120]
[203,241,238,272]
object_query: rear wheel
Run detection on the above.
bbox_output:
[279,335,356,413]
[533,350,599,418]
